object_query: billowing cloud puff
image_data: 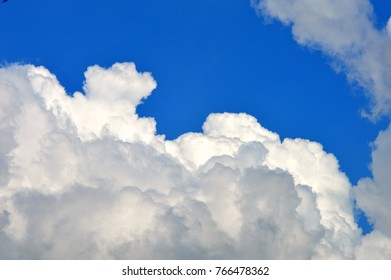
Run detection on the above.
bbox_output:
[252,0,391,119]
[0,62,364,259]
[355,124,391,259]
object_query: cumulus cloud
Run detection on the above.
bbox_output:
[0,62,364,259]
[355,123,391,259]
[252,0,391,119]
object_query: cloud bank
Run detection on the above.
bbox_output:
[0,62,368,259]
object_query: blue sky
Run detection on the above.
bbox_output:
[1,0,391,258]
[2,0,390,185]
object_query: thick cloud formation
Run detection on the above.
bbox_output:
[252,0,391,119]
[0,63,366,259]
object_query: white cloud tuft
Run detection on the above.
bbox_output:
[252,0,391,119]
[0,62,364,259]
[387,17,391,36]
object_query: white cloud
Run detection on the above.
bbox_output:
[252,0,391,119]
[355,123,391,259]
[356,231,391,259]
[0,63,363,259]
[387,17,391,36]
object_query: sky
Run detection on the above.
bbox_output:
[0,0,391,259]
